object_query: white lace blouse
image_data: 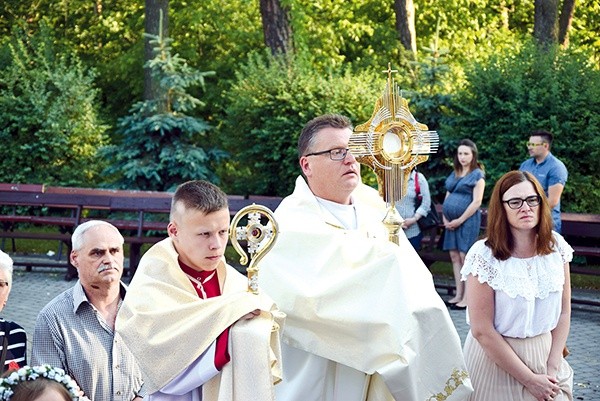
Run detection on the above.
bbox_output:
[461,232,573,338]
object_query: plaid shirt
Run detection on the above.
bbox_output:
[396,171,432,239]
[32,281,145,400]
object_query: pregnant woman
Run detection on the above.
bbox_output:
[442,139,485,309]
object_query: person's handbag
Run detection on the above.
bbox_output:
[414,172,442,231]
[418,207,441,231]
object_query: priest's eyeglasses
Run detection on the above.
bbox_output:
[305,148,350,161]
[502,195,541,209]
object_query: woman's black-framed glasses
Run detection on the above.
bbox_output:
[502,195,541,210]
[304,148,349,161]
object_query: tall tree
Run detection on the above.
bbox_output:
[102,33,224,191]
[558,0,576,47]
[534,0,559,46]
[394,0,417,57]
[259,0,293,55]
[144,0,169,101]
[534,0,578,48]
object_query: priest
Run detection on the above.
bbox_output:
[260,114,473,401]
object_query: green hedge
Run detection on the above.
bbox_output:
[440,42,600,213]
[218,53,387,196]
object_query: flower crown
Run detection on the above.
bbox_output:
[0,365,90,400]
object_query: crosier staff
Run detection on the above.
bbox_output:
[230,204,279,294]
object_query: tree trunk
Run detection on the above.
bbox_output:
[144,0,169,102]
[558,0,576,47]
[394,0,417,56]
[259,0,293,56]
[534,0,559,47]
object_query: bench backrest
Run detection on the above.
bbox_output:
[561,212,600,239]
[0,183,282,219]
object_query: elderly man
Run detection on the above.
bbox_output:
[520,129,568,233]
[33,220,144,401]
[260,114,473,401]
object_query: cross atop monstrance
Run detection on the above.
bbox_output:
[382,64,399,76]
[348,63,439,245]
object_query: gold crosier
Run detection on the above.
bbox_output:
[348,64,439,245]
[229,204,279,294]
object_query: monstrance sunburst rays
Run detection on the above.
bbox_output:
[348,64,439,245]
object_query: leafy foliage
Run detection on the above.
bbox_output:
[445,42,600,213]
[570,0,600,65]
[0,1,145,122]
[0,25,108,186]
[218,52,384,196]
[289,0,394,69]
[401,34,455,203]
[101,33,226,191]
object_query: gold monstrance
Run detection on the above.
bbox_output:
[348,64,439,245]
[230,204,279,294]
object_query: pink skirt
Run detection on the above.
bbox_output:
[464,331,573,401]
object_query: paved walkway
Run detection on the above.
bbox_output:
[4,267,600,400]
[442,294,600,401]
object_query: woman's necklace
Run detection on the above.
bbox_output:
[513,253,535,277]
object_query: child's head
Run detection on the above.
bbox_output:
[11,378,72,401]
[168,180,230,272]
[0,365,88,401]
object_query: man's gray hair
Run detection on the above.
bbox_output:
[0,250,14,287]
[71,220,124,251]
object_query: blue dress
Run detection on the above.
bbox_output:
[442,168,484,253]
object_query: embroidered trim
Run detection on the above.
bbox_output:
[461,236,570,300]
[426,368,470,400]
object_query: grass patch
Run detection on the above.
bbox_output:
[571,271,600,290]
[429,261,453,278]
[1,226,64,254]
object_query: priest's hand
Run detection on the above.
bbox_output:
[239,309,261,321]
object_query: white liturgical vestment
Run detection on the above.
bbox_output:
[260,176,473,401]
[116,238,285,401]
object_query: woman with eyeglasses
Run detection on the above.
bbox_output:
[460,170,573,401]
[0,250,27,374]
[442,139,485,309]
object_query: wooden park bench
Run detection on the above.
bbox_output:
[418,204,600,306]
[0,183,282,279]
